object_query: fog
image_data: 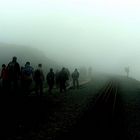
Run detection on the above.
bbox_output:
[0,0,140,80]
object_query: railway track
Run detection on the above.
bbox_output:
[92,80,118,120]
[61,80,125,140]
[89,80,120,140]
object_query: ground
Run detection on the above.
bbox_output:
[1,75,140,140]
[119,77,140,140]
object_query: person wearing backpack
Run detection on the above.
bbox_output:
[21,62,34,95]
[33,64,44,96]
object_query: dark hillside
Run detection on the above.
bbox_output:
[0,43,59,72]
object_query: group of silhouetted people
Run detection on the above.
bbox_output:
[0,56,80,96]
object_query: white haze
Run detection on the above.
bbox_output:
[0,0,140,79]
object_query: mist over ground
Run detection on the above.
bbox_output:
[0,0,140,80]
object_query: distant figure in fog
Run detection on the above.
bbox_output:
[72,68,79,89]
[7,56,20,92]
[33,64,44,96]
[59,67,69,93]
[0,64,9,92]
[47,68,55,93]
[21,62,34,95]
[125,67,130,78]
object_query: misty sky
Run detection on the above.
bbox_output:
[0,0,140,79]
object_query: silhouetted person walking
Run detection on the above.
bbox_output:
[33,64,44,96]
[7,56,20,93]
[59,67,69,93]
[125,67,130,78]
[47,68,55,93]
[72,68,79,89]
[21,62,34,95]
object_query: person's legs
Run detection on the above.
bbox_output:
[2,79,7,93]
[60,82,63,93]
[13,78,19,94]
[63,81,66,92]
[35,82,39,96]
[25,79,32,95]
[73,79,75,89]
[48,83,51,93]
[40,82,43,96]
[76,79,79,89]
[50,84,53,93]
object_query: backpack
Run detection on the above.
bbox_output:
[23,66,33,76]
